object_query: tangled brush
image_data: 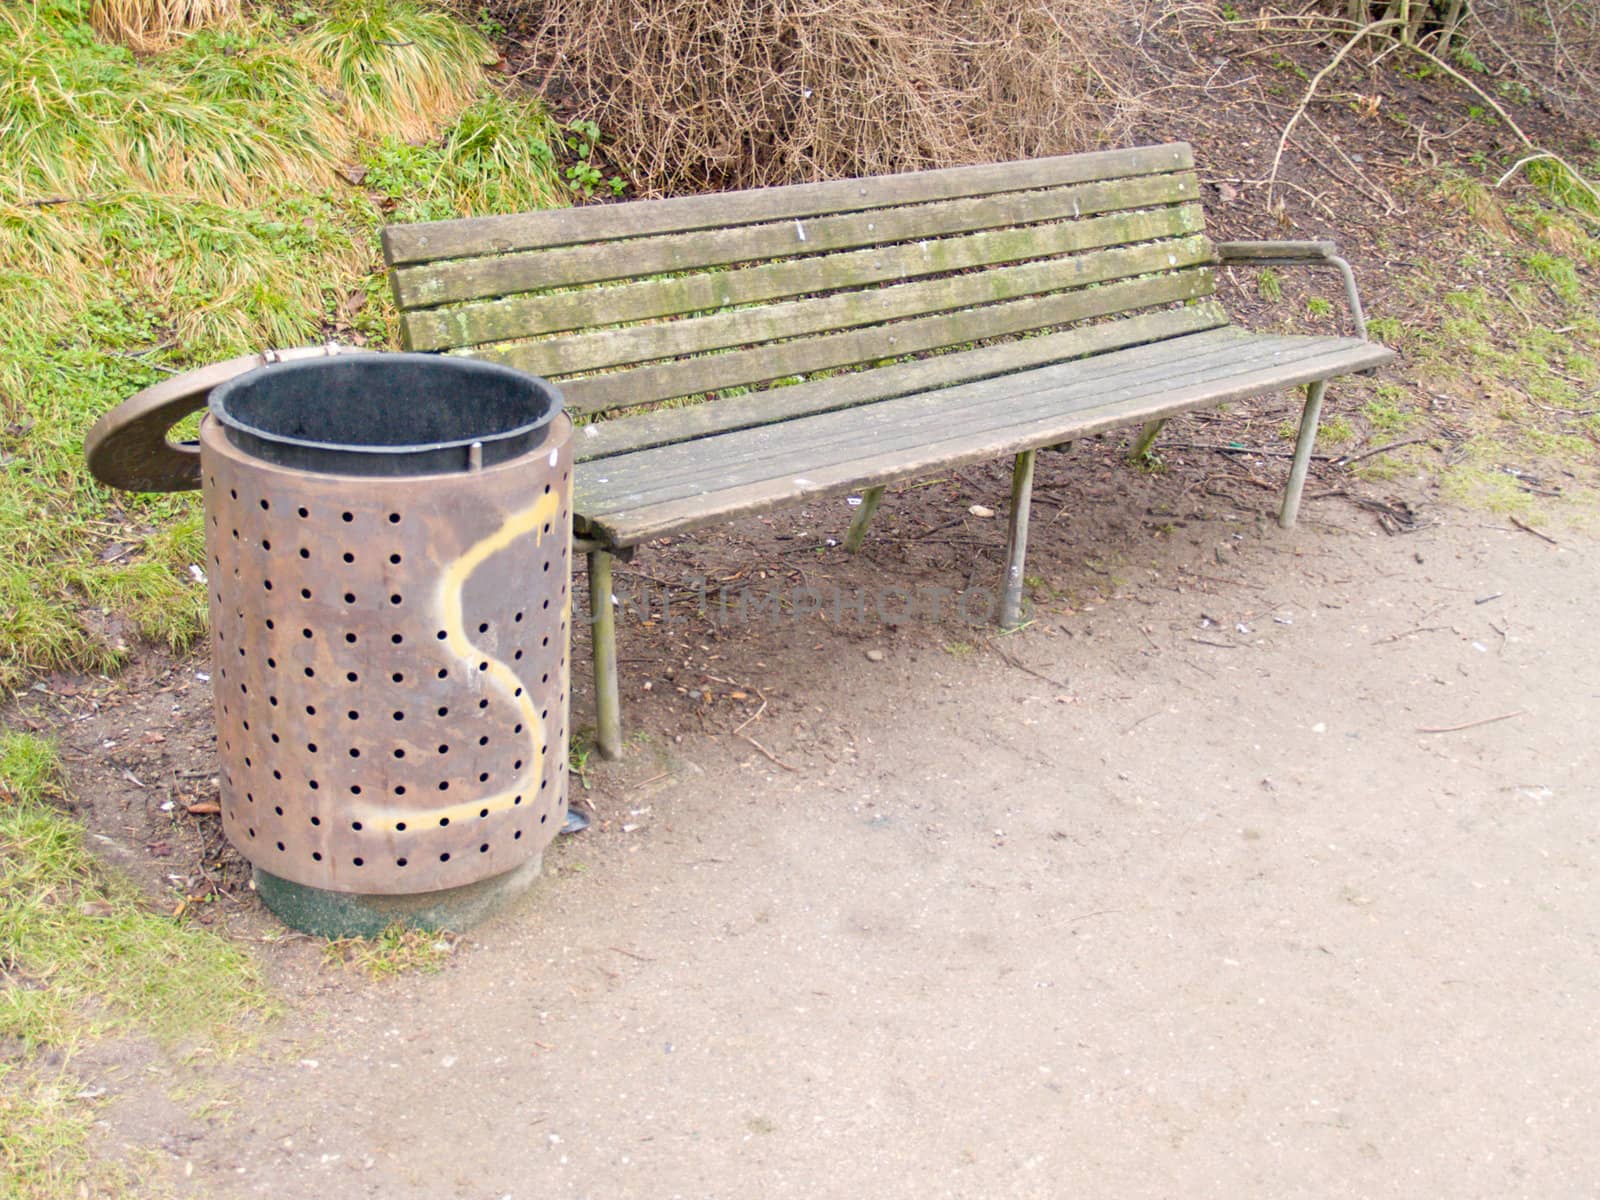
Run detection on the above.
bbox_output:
[508,0,1139,194]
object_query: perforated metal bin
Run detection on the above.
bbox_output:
[199,354,573,934]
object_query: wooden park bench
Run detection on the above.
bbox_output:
[383,142,1393,760]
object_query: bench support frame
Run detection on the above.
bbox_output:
[1128,418,1168,465]
[1001,450,1037,627]
[587,549,623,760]
[843,485,887,553]
[1280,379,1327,530]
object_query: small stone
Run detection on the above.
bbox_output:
[865,649,885,662]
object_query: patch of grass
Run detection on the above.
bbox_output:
[1434,169,1510,235]
[1437,461,1543,514]
[90,0,239,50]
[306,0,493,140]
[1353,453,1415,483]
[1305,296,1332,317]
[323,922,454,979]
[1256,266,1283,301]
[1518,428,1595,461]
[1366,315,1404,342]
[1363,384,1418,435]
[1524,251,1584,305]
[568,732,594,790]
[1316,414,1357,446]
[0,731,271,1050]
[359,94,565,223]
[0,0,569,695]
[1523,157,1600,223]
[0,1061,124,1200]
[1443,287,1493,318]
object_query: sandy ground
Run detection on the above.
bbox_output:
[65,462,1598,1200]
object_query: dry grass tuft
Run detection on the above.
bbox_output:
[306,0,496,140]
[507,0,1138,194]
[89,0,239,50]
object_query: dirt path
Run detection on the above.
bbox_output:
[76,479,1599,1198]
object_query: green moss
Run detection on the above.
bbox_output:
[1437,462,1542,514]
[1363,385,1418,435]
[1366,315,1404,342]
[1525,251,1584,305]
[1317,414,1357,446]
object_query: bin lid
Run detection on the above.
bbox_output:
[85,345,376,493]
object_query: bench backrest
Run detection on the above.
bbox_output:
[384,142,1226,421]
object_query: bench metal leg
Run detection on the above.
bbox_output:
[842,485,886,553]
[999,449,1036,627]
[587,549,623,760]
[1128,418,1167,464]
[1279,379,1327,530]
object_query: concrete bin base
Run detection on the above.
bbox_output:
[253,853,545,939]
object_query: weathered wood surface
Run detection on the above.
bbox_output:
[393,172,1200,313]
[573,331,1395,545]
[401,202,1204,351]
[384,143,1194,266]
[1216,240,1337,261]
[507,269,1215,415]
[571,303,1230,462]
[465,236,1211,381]
[581,329,1313,502]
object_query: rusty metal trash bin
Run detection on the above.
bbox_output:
[86,347,574,936]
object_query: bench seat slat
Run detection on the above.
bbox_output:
[404,202,1205,351]
[574,303,1230,462]
[383,143,1195,266]
[393,171,1201,312]
[574,331,1395,545]
[488,269,1215,415]
[466,235,1211,379]
[583,330,1306,498]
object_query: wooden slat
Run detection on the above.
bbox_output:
[403,203,1204,351]
[575,335,1395,544]
[580,331,1315,502]
[1216,240,1337,261]
[574,303,1231,462]
[383,143,1194,266]
[393,171,1200,312]
[461,233,1210,376]
[536,268,1215,414]
[472,237,1211,381]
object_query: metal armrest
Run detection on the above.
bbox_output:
[1215,240,1370,343]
